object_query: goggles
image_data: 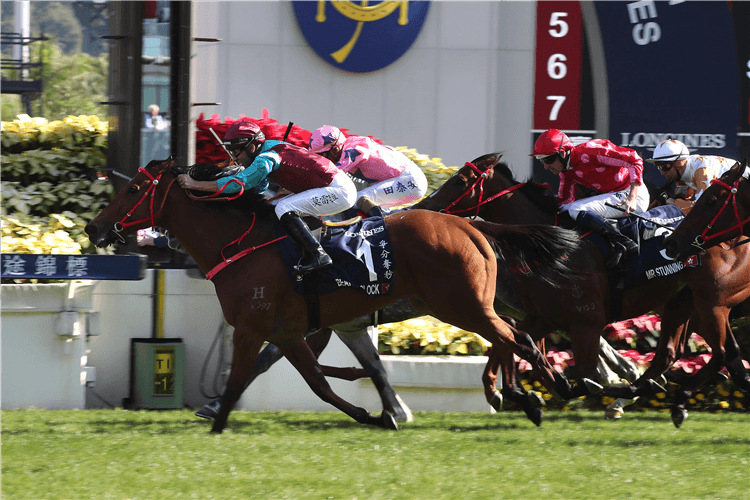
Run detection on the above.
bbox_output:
[656,162,673,172]
[535,154,557,165]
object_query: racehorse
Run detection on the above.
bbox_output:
[85,158,584,432]
[414,153,750,426]
[663,158,750,260]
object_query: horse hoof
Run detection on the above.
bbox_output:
[583,378,604,395]
[528,408,543,427]
[671,407,688,428]
[195,400,221,420]
[527,390,545,408]
[381,411,399,430]
[604,406,624,420]
[392,395,414,423]
[490,391,503,412]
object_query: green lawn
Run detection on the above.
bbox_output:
[2,409,748,500]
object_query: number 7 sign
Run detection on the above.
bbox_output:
[533,2,583,130]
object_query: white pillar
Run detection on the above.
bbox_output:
[13,1,31,79]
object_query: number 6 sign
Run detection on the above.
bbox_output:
[533,2,583,130]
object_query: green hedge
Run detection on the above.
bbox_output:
[1,115,113,256]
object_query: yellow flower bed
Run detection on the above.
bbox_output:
[378,315,491,356]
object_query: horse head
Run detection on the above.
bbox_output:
[663,158,750,260]
[85,157,178,247]
[414,152,505,215]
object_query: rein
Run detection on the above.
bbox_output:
[185,178,246,202]
[442,162,551,222]
[442,162,526,219]
[695,165,750,250]
[113,167,177,242]
[205,213,287,281]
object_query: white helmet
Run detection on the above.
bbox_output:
[649,139,689,163]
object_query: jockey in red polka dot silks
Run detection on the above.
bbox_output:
[531,129,649,268]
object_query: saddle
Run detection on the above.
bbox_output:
[585,205,700,321]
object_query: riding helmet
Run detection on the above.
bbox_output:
[648,139,689,163]
[529,129,573,159]
[223,120,265,150]
[309,125,345,153]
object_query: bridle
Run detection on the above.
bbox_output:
[441,161,543,220]
[694,164,750,250]
[111,167,178,243]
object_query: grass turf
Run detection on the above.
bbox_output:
[1,409,748,500]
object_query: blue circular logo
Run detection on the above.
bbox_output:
[292,1,431,73]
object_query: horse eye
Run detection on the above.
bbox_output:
[705,196,718,207]
[128,185,140,194]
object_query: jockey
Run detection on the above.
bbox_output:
[177,120,357,274]
[531,129,650,268]
[649,139,736,214]
[309,125,428,217]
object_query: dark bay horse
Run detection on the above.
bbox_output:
[86,159,583,432]
[663,158,750,260]
[415,153,750,426]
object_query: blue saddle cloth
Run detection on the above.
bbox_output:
[587,205,700,290]
[278,216,395,297]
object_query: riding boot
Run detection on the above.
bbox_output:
[575,211,638,268]
[356,196,385,218]
[279,211,333,274]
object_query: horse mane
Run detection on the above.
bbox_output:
[487,159,561,215]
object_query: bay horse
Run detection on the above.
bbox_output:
[414,153,750,426]
[85,158,584,432]
[663,158,750,260]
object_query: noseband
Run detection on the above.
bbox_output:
[442,161,538,219]
[112,167,177,242]
[694,165,750,250]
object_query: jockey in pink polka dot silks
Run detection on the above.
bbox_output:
[309,125,428,217]
[530,129,650,268]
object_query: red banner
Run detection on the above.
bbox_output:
[533,2,583,131]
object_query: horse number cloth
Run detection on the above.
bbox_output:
[589,205,700,290]
[279,216,395,297]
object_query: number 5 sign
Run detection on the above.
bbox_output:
[533,2,583,130]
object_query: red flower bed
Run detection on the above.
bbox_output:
[195,111,383,164]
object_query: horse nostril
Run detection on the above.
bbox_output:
[84,224,96,236]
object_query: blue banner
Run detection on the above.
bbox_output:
[594,1,741,188]
[1,254,147,280]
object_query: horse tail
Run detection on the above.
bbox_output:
[470,220,581,287]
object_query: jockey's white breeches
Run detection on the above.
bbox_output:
[274,171,357,219]
[562,185,650,220]
[357,161,428,209]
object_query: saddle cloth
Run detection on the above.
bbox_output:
[278,216,395,297]
[588,205,700,291]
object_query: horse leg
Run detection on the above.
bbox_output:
[337,331,414,422]
[604,292,694,404]
[637,293,695,388]
[671,314,734,428]
[723,328,750,394]
[494,322,578,424]
[275,338,397,430]
[211,328,266,433]
[598,336,640,383]
[198,328,334,420]
[482,344,505,412]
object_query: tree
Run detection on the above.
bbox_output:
[1,41,108,122]
[1,2,82,53]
